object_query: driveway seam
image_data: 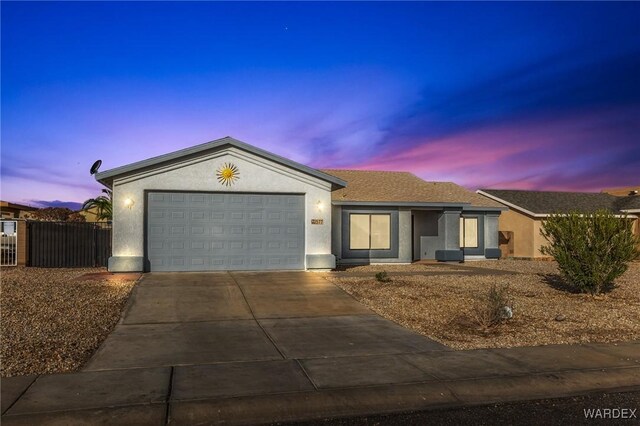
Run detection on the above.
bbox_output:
[228,272,287,360]
[2,375,39,416]
[121,318,256,326]
[294,359,319,391]
[164,366,174,425]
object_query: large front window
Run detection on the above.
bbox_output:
[349,214,391,250]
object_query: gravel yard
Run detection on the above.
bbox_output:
[337,263,464,272]
[1,267,138,377]
[326,261,640,349]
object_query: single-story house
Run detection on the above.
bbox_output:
[95,137,505,272]
[0,201,39,219]
[601,186,640,197]
[78,206,110,223]
[477,188,640,259]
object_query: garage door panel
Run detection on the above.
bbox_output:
[147,192,304,271]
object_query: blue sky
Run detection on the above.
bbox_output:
[2,2,639,208]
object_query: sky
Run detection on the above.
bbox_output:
[2,2,639,209]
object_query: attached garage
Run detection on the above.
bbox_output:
[146,192,304,271]
[95,137,345,272]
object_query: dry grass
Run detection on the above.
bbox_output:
[326,261,640,350]
[1,267,137,377]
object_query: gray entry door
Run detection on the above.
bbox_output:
[147,192,305,271]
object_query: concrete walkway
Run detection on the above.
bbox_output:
[2,271,639,425]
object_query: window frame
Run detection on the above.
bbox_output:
[348,213,392,251]
[459,216,479,249]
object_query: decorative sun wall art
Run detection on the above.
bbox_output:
[216,162,240,186]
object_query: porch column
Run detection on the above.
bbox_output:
[435,209,463,261]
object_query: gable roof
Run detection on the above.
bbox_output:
[95,137,346,188]
[322,170,503,209]
[477,189,640,216]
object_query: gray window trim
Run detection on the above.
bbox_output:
[460,217,479,249]
[348,213,392,250]
[460,213,484,256]
[341,207,399,259]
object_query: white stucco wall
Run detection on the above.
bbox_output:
[110,147,333,268]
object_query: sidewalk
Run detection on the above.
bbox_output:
[2,341,638,425]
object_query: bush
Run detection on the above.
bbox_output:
[375,271,391,283]
[469,283,513,331]
[540,210,639,295]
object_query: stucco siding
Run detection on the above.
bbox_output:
[532,218,549,257]
[497,209,535,258]
[398,208,412,262]
[111,147,333,268]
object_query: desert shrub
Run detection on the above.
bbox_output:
[469,284,513,331]
[540,210,639,295]
[375,271,391,283]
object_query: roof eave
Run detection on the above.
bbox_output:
[476,190,544,217]
[331,201,506,211]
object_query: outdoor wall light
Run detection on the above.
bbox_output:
[316,200,324,212]
[124,198,135,209]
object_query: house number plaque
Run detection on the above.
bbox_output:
[311,219,324,225]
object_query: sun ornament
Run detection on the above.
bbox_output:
[216,162,240,186]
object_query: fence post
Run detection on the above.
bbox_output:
[17,220,28,266]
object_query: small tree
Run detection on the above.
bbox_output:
[82,189,113,221]
[540,210,639,295]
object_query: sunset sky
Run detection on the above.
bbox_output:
[2,2,639,209]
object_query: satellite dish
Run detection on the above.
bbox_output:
[90,160,102,175]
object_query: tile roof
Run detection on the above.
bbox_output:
[478,189,640,214]
[321,170,503,208]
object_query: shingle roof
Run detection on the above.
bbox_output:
[478,189,640,215]
[616,195,640,211]
[321,170,503,208]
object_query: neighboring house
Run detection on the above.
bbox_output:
[477,189,640,259]
[0,201,39,219]
[94,137,504,272]
[78,206,110,223]
[601,185,640,197]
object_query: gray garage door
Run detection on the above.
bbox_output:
[147,192,305,271]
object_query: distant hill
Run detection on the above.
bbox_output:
[30,200,84,211]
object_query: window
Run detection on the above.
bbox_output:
[459,217,478,248]
[349,214,391,250]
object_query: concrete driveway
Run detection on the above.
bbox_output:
[4,272,639,425]
[84,271,447,370]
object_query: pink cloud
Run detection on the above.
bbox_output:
[349,106,640,191]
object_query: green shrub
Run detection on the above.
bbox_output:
[540,210,639,295]
[375,271,391,283]
[469,283,513,331]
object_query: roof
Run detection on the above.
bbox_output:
[95,137,346,189]
[477,189,640,215]
[601,185,640,197]
[321,170,504,209]
[616,195,640,212]
[0,201,39,211]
